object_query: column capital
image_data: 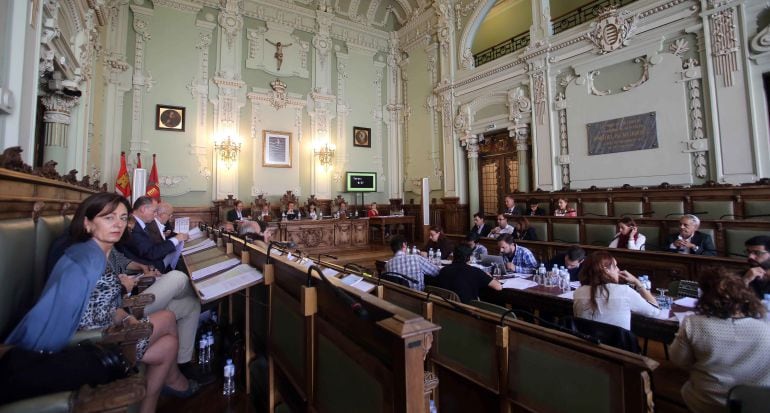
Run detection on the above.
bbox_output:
[41,94,79,124]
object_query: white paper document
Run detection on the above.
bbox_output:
[673,311,695,323]
[674,297,698,308]
[187,227,203,240]
[174,217,190,234]
[163,241,183,270]
[182,239,216,255]
[558,290,575,300]
[196,264,264,300]
[340,274,377,293]
[322,268,339,277]
[502,278,538,290]
[190,257,241,281]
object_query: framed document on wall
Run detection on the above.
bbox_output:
[263,130,292,168]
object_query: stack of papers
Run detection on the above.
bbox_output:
[558,290,575,299]
[502,278,538,290]
[569,281,581,289]
[195,264,264,302]
[674,297,698,308]
[182,239,216,255]
[190,257,241,281]
[187,226,203,240]
[340,274,377,293]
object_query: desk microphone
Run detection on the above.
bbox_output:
[309,265,369,320]
[691,211,709,216]
[266,240,297,264]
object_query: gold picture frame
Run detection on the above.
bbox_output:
[263,130,292,168]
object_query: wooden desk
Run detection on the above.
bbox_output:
[480,282,681,344]
[276,217,368,253]
[369,215,416,244]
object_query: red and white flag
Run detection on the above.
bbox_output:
[146,154,160,200]
[115,152,131,198]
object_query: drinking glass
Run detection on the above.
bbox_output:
[656,288,671,310]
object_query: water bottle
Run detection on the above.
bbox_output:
[354,210,359,217]
[412,245,418,255]
[561,269,570,292]
[537,263,546,285]
[428,248,434,263]
[206,332,214,366]
[282,211,287,221]
[222,359,235,396]
[198,337,207,367]
[297,210,301,219]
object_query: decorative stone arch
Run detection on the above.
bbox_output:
[457,0,497,71]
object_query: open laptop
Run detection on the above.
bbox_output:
[479,254,505,266]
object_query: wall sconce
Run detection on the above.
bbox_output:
[314,142,335,169]
[215,136,241,168]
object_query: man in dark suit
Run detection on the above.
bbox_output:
[665,214,716,256]
[503,195,523,216]
[123,196,189,271]
[469,212,491,237]
[118,196,205,382]
[226,201,249,223]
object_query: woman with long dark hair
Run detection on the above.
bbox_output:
[6,192,196,413]
[608,217,646,250]
[670,270,770,413]
[572,251,660,329]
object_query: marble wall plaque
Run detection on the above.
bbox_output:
[587,112,658,155]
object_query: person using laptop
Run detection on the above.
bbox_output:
[497,234,537,274]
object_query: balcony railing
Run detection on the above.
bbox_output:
[472,0,638,67]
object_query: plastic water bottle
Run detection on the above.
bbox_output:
[560,268,570,292]
[222,359,235,396]
[198,337,207,367]
[537,263,546,284]
[411,245,418,255]
[297,210,301,219]
[354,210,359,217]
[428,248,434,262]
[206,332,214,366]
[282,211,287,221]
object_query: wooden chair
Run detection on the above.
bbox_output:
[728,385,770,413]
[668,280,699,298]
[562,316,641,354]
[424,285,460,302]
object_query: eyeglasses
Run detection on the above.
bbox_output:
[746,249,769,257]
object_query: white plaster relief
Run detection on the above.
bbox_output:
[750,24,770,55]
[246,27,310,78]
[152,0,202,13]
[709,7,739,87]
[531,70,545,125]
[218,0,244,50]
[129,5,153,154]
[587,6,639,54]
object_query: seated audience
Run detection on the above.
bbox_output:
[573,251,660,330]
[608,217,646,250]
[470,212,491,237]
[436,245,502,303]
[5,192,199,413]
[285,201,299,220]
[226,200,249,222]
[548,246,586,282]
[465,233,488,257]
[526,198,546,216]
[670,270,770,413]
[743,235,770,298]
[424,225,453,259]
[503,195,523,216]
[488,213,515,239]
[497,234,538,274]
[512,217,538,241]
[665,214,716,256]
[307,203,319,220]
[384,235,438,291]
[553,198,576,217]
[117,196,203,380]
[367,202,379,217]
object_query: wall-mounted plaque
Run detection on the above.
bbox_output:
[587,112,658,155]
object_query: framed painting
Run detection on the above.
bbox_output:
[353,126,371,148]
[263,130,292,168]
[155,105,185,131]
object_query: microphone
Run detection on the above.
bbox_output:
[664,212,682,218]
[309,265,369,320]
[267,240,297,264]
[317,253,338,261]
[621,211,655,217]
[498,308,518,324]
[583,213,609,217]
[691,211,709,216]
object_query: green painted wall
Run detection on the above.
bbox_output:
[472,0,532,54]
[549,0,595,19]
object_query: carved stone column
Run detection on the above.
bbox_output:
[461,134,480,221]
[385,35,404,200]
[510,126,531,193]
[40,94,79,172]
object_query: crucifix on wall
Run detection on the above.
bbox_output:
[265,39,293,71]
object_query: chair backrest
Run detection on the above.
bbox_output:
[380,273,411,287]
[562,316,641,354]
[728,385,770,413]
[469,300,509,316]
[676,280,699,298]
[425,285,461,302]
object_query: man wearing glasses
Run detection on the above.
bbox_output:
[743,236,770,299]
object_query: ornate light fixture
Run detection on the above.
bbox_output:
[215,136,241,168]
[314,142,335,169]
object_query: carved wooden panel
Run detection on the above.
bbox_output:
[335,221,352,247]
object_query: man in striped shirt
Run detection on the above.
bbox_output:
[497,234,538,274]
[384,235,439,291]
